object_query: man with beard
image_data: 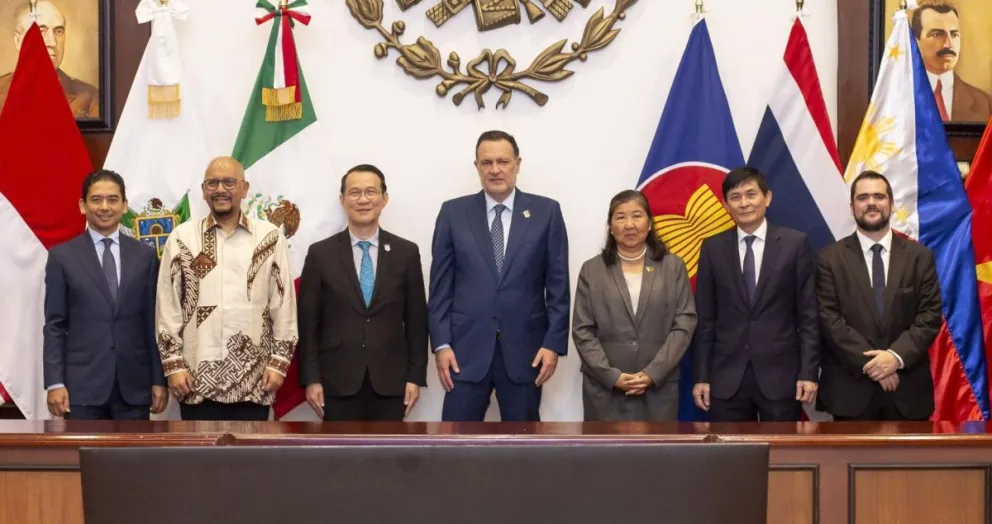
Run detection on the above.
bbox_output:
[815,171,942,421]
[912,2,992,122]
[155,156,298,420]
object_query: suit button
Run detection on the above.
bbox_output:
[361,343,366,348]
[365,318,370,323]
[631,342,638,347]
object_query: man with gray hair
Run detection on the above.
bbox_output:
[0,0,99,118]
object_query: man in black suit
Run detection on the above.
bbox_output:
[297,164,428,421]
[43,170,167,420]
[816,171,942,421]
[692,166,819,421]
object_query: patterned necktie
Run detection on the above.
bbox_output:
[357,240,374,307]
[871,244,885,320]
[492,204,506,275]
[742,235,756,304]
[934,79,950,122]
[101,238,118,304]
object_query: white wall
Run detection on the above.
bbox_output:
[149,0,838,421]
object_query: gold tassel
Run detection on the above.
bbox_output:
[147,84,181,119]
[265,102,302,122]
[261,86,297,106]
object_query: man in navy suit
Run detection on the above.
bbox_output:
[429,130,570,421]
[43,170,167,420]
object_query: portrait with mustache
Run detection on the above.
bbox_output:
[908,1,992,123]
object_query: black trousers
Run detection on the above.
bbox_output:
[66,378,148,421]
[179,399,269,421]
[323,371,405,422]
[833,387,913,421]
[709,363,801,422]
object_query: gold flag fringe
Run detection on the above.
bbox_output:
[147,84,181,119]
[262,86,297,106]
[265,102,303,122]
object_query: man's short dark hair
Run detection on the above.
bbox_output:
[721,166,769,200]
[81,170,127,201]
[340,164,387,195]
[476,130,519,157]
[849,170,894,202]
[912,3,959,40]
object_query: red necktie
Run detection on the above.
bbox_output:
[935,79,950,121]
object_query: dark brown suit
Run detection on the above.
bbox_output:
[0,68,99,118]
[815,233,942,420]
[297,229,428,421]
[951,74,992,123]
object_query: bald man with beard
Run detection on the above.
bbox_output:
[0,0,99,118]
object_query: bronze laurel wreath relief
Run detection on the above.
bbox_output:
[345,0,639,109]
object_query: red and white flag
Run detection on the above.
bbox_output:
[0,24,93,418]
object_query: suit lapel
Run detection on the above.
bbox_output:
[116,236,139,313]
[499,191,532,283]
[634,255,658,327]
[336,233,367,314]
[752,226,779,308]
[843,234,881,326]
[468,192,499,283]
[76,233,116,310]
[724,232,749,307]
[608,261,636,325]
[882,235,908,328]
[367,230,393,313]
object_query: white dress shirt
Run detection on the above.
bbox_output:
[624,271,643,315]
[737,219,768,286]
[485,188,515,255]
[89,227,121,283]
[927,70,954,118]
[349,227,380,279]
[854,228,904,369]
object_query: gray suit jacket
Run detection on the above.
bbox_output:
[572,249,697,421]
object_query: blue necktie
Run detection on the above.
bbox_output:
[101,238,118,304]
[742,235,756,304]
[492,204,506,275]
[871,244,885,320]
[357,240,374,307]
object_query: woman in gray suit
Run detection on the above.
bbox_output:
[572,190,697,421]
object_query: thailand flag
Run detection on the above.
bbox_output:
[844,5,989,420]
[748,18,854,252]
[635,18,744,421]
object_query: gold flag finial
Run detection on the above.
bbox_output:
[796,0,804,12]
[29,0,38,21]
[695,0,704,15]
[899,0,908,9]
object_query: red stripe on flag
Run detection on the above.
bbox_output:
[782,19,842,173]
[280,11,302,103]
[930,323,984,421]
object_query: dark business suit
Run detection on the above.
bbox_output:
[815,233,942,420]
[693,224,819,421]
[43,231,164,419]
[951,74,992,123]
[428,189,569,421]
[297,229,428,421]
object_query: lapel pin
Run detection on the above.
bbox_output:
[523,210,531,218]
[384,243,391,252]
[645,266,654,272]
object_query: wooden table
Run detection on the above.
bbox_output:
[1,421,989,524]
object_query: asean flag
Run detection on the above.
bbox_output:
[635,18,744,421]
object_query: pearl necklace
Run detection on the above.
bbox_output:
[617,246,647,262]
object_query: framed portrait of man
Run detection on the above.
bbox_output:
[0,0,113,131]
[872,0,992,136]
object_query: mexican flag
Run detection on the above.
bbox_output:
[105,0,342,420]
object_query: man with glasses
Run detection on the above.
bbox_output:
[297,164,428,421]
[155,156,298,420]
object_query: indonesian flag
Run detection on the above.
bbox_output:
[0,24,93,418]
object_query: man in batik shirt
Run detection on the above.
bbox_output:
[156,156,297,420]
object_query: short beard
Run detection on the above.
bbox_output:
[855,214,889,232]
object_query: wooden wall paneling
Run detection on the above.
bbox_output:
[850,464,989,524]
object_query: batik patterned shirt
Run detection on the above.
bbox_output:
[156,213,297,405]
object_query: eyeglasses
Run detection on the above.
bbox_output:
[203,178,239,190]
[345,188,382,200]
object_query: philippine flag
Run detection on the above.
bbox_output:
[844,4,989,420]
[635,18,744,421]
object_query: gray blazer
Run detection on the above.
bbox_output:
[572,249,696,421]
